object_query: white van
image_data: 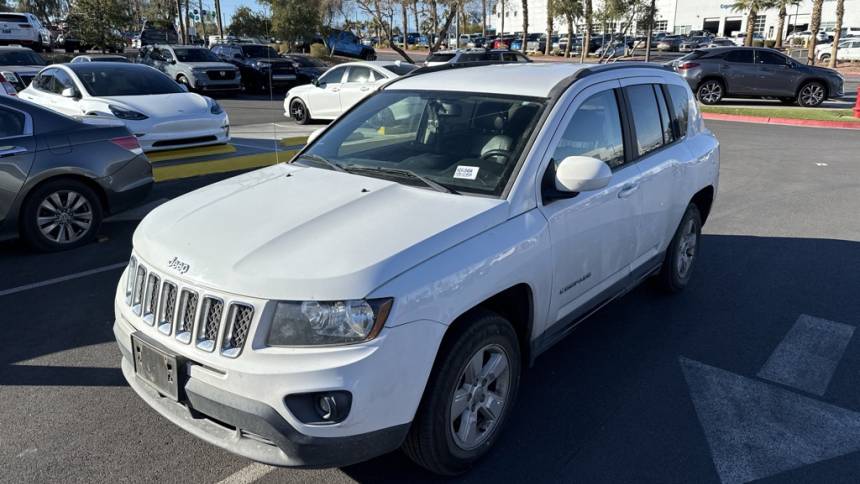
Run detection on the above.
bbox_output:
[0,13,51,52]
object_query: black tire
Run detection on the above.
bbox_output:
[819,53,830,63]
[403,310,521,476]
[657,204,702,293]
[797,81,826,107]
[696,79,724,105]
[290,98,311,125]
[177,75,191,91]
[20,179,103,252]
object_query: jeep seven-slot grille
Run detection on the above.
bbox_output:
[124,260,255,358]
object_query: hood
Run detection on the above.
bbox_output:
[184,61,238,70]
[133,164,508,300]
[94,92,210,117]
[245,57,292,65]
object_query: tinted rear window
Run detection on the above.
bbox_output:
[723,49,754,63]
[679,50,707,61]
[0,14,27,22]
[625,84,664,157]
[383,63,417,75]
[71,64,184,96]
[0,107,25,138]
[666,84,690,138]
[0,50,46,66]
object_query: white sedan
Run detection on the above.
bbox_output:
[284,61,417,124]
[19,63,229,151]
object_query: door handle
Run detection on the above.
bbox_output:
[618,183,639,199]
[360,86,370,92]
[330,87,340,92]
[0,146,27,158]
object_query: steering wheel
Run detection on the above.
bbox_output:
[481,149,511,162]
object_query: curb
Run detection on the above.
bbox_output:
[702,112,860,130]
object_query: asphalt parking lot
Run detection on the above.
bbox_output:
[1,116,859,483]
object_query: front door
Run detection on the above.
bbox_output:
[0,105,35,223]
[753,49,803,96]
[307,66,347,118]
[538,80,643,326]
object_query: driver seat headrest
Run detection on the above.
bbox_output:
[480,135,513,159]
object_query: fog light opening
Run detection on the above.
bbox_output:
[317,395,337,420]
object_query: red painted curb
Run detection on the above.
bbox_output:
[702,112,860,130]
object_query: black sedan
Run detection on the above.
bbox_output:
[0,95,153,250]
[282,54,329,84]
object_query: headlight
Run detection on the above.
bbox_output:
[256,61,271,69]
[266,298,393,346]
[206,97,223,115]
[109,104,148,120]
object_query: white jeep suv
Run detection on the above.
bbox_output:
[115,62,719,475]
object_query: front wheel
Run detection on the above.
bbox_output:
[657,204,702,293]
[177,75,191,90]
[403,311,521,475]
[20,179,104,252]
[797,81,826,107]
[696,79,724,105]
[289,98,311,125]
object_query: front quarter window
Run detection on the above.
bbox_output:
[299,90,546,196]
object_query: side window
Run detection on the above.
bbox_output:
[502,52,518,62]
[756,50,787,65]
[552,89,625,169]
[516,53,530,63]
[318,66,345,84]
[34,69,57,93]
[54,69,76,94]
[653,85,674,144]
[724,49,753,63]
[666,84,690,138]
[0,107,26,138]
[346,66,371,83]
[624,84,664,157]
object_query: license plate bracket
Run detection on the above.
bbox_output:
[132,333,182,401]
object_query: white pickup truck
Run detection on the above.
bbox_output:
[115,62,719,475]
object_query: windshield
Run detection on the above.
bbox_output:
[242,45,280,58]
[383,63,417,75]
[300,90,546,196]
[288,55,327,67]
[0,50,46,66]
[71,64,184,96]
[174,48,221,62]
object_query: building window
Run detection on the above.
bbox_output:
[753,15,766,35]
[654,20,668,32]
[674,25,691,34]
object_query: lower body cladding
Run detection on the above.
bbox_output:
[113,312,447,467]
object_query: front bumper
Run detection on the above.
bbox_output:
[118,337,409,467]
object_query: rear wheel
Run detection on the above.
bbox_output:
[290,98,311,125]
[177,75,192,90]
[797,81,826,107]
[403,310,521,475]
[696,79,724,105]
[657,204,702,293]
[21,179,103,252]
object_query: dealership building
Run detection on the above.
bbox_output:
[490,0,860,39]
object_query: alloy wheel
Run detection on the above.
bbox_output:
[449,344,511,451]
[36,190,93,244]
[676,218,698,279]
[698,81,722,104]
[291,101,306,122]
[799,83,824,106]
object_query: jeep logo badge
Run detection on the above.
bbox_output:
[167,256,190,274]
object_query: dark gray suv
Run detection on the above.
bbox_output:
[670,47,845,107]
[0,96,153,251]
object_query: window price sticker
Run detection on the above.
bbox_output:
[453,166,480,180]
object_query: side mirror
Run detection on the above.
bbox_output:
[554,156,612,193]
[306,128,324,144]
[311,77,321,87]
[61,87,78,99]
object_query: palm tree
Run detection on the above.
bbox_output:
[807,0,823,64]
[770,0,797,48]
[829,0,844,67]
[554,0,582,58]
[545,0,553,55]
[580,0,592,62]
[214,0,224,38]
[521,0,529,53]
[730,0,765,46]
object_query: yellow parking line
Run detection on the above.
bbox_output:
[153,150,299,182]
[147,144,237,163]
[280,136,309,147]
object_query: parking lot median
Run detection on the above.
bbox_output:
[701,106,860,129]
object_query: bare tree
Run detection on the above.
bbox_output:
[356,0,414,61]
[829,0,844,68]
[214,0,224,37]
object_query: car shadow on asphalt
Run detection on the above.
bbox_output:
[2,234,860,481]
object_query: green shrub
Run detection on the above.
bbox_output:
[752,40,764,47]
[764,40,776,48]
[309,43,328,58]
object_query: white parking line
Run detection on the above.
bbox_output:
[216,463,275,484]
[0,262,127,298]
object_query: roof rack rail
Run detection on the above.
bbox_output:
[400,59,513,78]
[547,61,672,99]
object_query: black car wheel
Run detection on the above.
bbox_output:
[177,75,191,90]
[696,79,724,105]
[797,81,826,107]
[21,179,104,252]
[290,99,311,125]
[657,204,702,293]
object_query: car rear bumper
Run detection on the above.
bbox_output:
[98,154,154,214]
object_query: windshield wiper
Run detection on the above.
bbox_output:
[295,153,346,173]
[345,165,458,194]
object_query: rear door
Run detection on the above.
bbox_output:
[719,49,757,95]
[338,66,375,113]
[0,104,35,223]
